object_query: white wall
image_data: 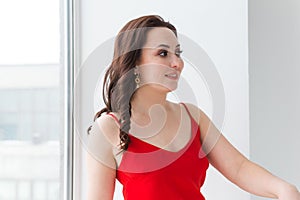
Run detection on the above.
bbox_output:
[249,1,300,200]
[75,0,249,199]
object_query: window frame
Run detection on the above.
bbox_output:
[63,0,75,199]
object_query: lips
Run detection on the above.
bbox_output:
[164,72,179,80]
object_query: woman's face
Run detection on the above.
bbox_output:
[136,27,184,92]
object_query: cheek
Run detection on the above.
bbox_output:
[138,50,157,65]
[140,65,162,81]
[138,64,167,85]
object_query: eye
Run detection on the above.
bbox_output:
[175,50,183,58]
[158,49,168,57]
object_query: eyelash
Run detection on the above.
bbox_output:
[158,49,183,58]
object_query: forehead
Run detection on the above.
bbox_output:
[143,27,179,49]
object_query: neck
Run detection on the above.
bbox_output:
[130,86,169,116]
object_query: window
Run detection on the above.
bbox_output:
[0,0,73,199]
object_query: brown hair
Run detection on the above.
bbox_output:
[88,15,177,151]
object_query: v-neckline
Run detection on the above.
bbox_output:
[127,103,196,153]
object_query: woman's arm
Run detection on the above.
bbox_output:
[185,103,300,199]
[85,115,120,200]
[234,156,300,199]
[86,152,116,200]
[204,130,299,199]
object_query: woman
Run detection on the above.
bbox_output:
[86,15,300,200]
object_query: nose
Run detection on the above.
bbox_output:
[170,53,183,70]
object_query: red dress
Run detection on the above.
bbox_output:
[108,103,209,200]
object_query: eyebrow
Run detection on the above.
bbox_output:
[155,44,181,49]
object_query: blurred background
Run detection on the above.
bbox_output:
[0,0,64,199]
[249,0,300,199]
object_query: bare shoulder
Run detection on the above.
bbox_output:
[90,112,120,147]
[181,102,204,124]
[85,113,121,169]
[182,102,214,126]
[181,103,215,140]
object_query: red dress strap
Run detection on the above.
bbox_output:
[179,102,193,119]
[106,112,121,126]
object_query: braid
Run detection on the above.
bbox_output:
[112,69,137,150]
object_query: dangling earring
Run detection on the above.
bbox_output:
[134,67,140,88]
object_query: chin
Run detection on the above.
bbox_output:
[158,84,178,93]
[143,82,178,93]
